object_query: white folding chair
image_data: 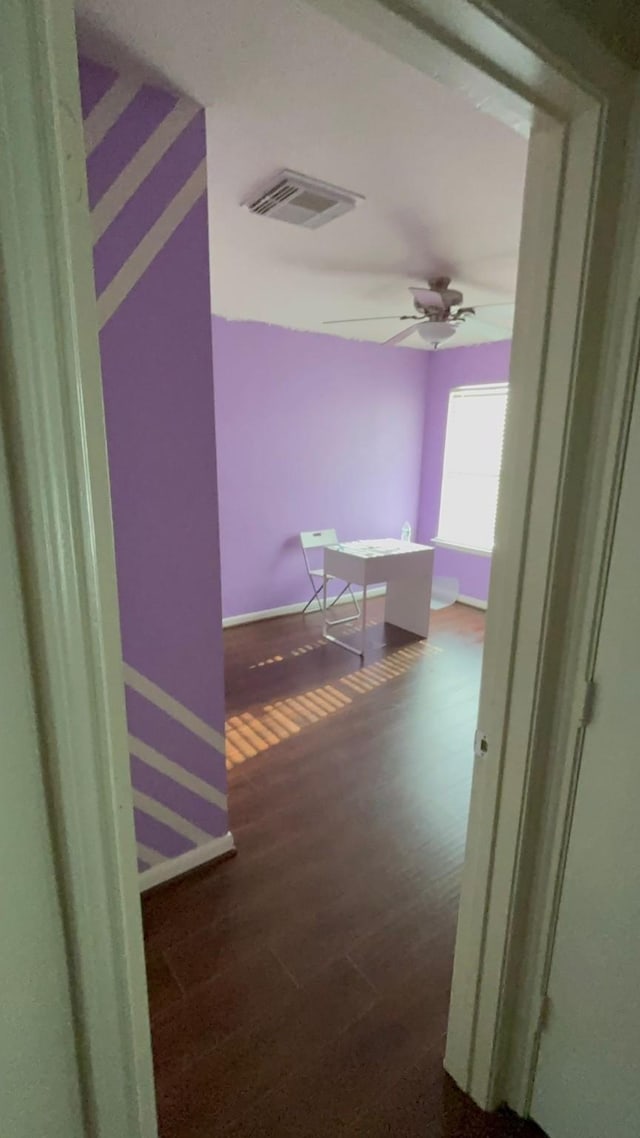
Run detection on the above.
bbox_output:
[299,529,360,616]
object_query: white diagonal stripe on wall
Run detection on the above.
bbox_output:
[123,662,225,753]
[136,842,165,867]
[132,789,212,846]
[83,77,140,156]
[129,734,227,811]
[97,161,207,329]
[91,100,199,241]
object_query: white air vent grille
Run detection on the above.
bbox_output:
[244,170,363,229]
[250,180,298,215]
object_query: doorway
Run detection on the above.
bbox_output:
[4,1,638,1135]
[123,3,528,1126]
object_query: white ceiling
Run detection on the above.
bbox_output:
[76,0,528,348]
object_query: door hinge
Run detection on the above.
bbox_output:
[580,679,597,729]
[539,993,552,1033]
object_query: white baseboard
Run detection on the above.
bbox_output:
[458,594,488,611]
[223,586,387,628]
[139,830,235,892]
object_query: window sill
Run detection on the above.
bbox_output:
[431,538,493,558]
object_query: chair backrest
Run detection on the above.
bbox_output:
[299,528,338,573]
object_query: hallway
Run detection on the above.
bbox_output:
[143,602,542,1136]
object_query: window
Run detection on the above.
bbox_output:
[435,384,508,555]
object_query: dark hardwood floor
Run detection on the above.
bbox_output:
[143,600,544,1136]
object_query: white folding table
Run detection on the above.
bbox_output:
[322,538,434,657]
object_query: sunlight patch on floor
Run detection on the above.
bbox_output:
[225,639,441,769]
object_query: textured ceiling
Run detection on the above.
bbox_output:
[76,0,528,348]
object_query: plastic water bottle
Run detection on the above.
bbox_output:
[401,521,412,542]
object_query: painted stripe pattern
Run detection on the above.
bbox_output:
[83,76,139,155]
[81,65,207,336]
[80,59,225,873]
[129,735,227,810]
[123,662,227,871]
[91,100,199,240]
[123,663,225,753]
[96,160,207,328]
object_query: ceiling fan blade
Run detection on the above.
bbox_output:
[322,314,417,325]
[466,302,514,310]
[383,323,423,347]
[466,303,515,330]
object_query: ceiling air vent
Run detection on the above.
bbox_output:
[243,170,364,229]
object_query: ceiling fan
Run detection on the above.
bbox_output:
[323,277,505,348]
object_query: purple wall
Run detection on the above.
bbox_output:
[80,58,228,873]
[212,318,429,618]
[417,340,511,602]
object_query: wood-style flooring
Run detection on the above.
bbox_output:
[143,600,545,1136]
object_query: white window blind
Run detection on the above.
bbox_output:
[435,384,508,554]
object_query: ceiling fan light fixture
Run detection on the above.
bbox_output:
[417,321,457,346]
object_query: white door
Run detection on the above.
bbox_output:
[531,384,640,1136]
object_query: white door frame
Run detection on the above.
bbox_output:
[495,108,640,1116]
[311,0,640,1117]
[3,0,638,1135]
[1,3,156,1136]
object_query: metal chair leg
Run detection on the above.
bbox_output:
[302,581,324,613]
[327,581,349,609]
[327,581,360,616]
[303,578,360,617]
